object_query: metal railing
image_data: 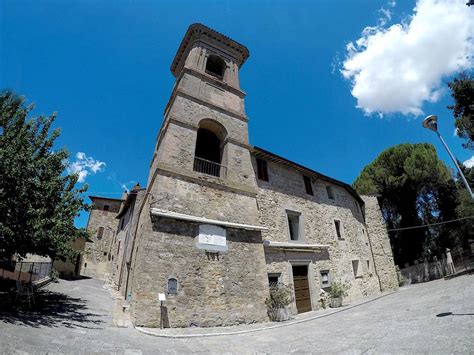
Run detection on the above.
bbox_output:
[0,261,52,283]
[193,157,227,178]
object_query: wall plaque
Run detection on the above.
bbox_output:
[195,224,228,252]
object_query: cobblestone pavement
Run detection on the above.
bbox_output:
[1,275,473,354]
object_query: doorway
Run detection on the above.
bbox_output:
[292,264,311,314]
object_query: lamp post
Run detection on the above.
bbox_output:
[422,115,474,201]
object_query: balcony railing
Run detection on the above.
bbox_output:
[193,157,227,178]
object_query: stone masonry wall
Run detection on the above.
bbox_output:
[362,195,399,291]
[81,199,122,280]
[254,157,382,306]
[130,215,269,328]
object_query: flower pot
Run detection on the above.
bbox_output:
[330,297,342,308]
[269,308,290,322]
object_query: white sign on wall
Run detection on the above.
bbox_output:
[195,224,228,252]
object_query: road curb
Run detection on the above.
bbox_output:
[134,291,397,338]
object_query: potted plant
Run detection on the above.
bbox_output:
[328,282,349,308]
[265,283,292,322]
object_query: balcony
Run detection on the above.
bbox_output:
[193,157,227,178]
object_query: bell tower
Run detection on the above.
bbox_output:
[130,24,269,328]
[147,23,259,222]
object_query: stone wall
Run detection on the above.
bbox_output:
[362,195,399,291]
[53,237,86,278]
[399,259,449,285]
[129,215,269,328]
[110,190,146,298]
[254,158,382,307]
[81,198,122,280]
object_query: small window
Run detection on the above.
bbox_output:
[326,186,335,200]
[167,277,178,294]
[320,270,331,288]
[334,220,343,240]
[352,260,360,278]
[303,176,313,195]
[268,273,281,287]
[257,158,269,181]
[103,252,107,256]
[287,212,300,241]
[84,263,87,268]
[205,55,226,79]
[97,226,104,239]
[367,260,371,272]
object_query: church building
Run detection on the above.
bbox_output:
[82,23,398,328]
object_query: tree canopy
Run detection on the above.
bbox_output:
[0,91,88,261]
[449,73,474,150]
[353,143,457,266]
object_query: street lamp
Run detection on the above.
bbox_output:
[422,115,474,201]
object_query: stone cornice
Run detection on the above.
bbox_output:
[171,23,249,77]
[155,163,257,198]
[164,88,248,123]
[150,208,267,231]
[263,240,330,252]
[182,67,246,98]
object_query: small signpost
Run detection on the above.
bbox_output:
[158,293,166,329]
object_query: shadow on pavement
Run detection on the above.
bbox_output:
[0,288,105,329]
[436,312,474,317]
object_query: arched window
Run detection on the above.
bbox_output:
[193,119,227,177]
[205,55,226,79]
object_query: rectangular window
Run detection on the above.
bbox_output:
[256,158,269,181]
[326,186,335,200]
[334,220,343,240]
[320,270,331,288]
[268,273,281,286]
[303,176,313,195]
[97,226,104,239]
[102,204,110,215]
[287,212,300,241]
[352,260,360,278]
[367,260,371,272]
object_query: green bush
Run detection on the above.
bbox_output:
[50,268,59,281]
[328,282,349,298]
[265,283,292,310]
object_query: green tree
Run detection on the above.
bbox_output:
[353,143,455,266]
[0,91,89,261]
[455,165,474,248]
[448,73,474,150]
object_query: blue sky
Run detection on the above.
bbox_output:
[1,0,473,227]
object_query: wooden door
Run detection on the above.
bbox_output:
[292,265,311,313]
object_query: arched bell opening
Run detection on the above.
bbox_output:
[193,119,227,178]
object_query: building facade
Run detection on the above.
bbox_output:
[87,23,398,328]
[81,196,123,280]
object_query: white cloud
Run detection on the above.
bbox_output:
[464,156,474,168]
[68,152,106,183]
[341,0,474,116]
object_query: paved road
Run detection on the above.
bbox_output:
[1,275,473,354]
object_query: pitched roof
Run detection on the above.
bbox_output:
[251,146,364,205]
